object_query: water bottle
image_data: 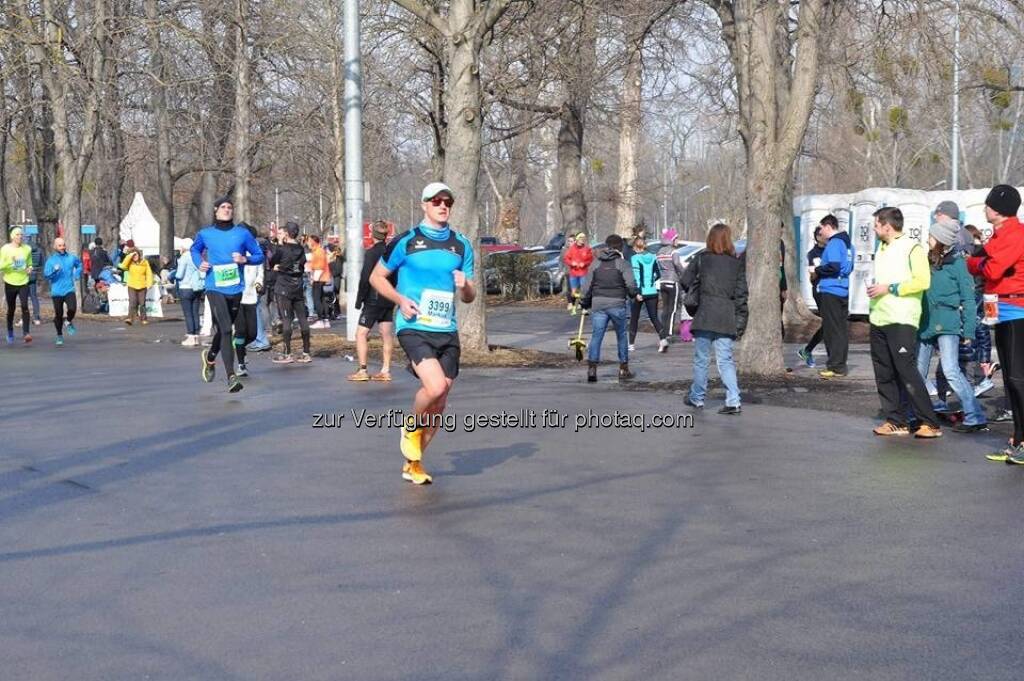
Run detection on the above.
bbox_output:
[983,293,998,326]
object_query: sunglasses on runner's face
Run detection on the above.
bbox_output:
[429,196,454,208]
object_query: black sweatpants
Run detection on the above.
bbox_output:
[277,293,310,355]
[233,303,258,364]
[207,291,243,376]
[659,284,678,339]
[629,294,664,343]
[4,282,30,336]
[819,292,849,373]
[995,319,1024,444]
[870,323,938,429]
[52,293,77,335]
[804,291,823,354]
[313,282,327,320]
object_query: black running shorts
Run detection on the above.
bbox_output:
[398,330,461,380]
[359,304,395,329]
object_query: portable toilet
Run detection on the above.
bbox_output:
[794,193,853,311]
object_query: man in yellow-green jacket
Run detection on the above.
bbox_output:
[866,207,942,439]
[1,227,34,344]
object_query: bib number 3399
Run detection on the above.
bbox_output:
[418,289,454,328]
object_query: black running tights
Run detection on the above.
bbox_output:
[995,319,1024,444]
[629,294,664,343]
[277,294,310,355]
[207,291,243,376]
[52,293,77,335]
[4,283,29,335]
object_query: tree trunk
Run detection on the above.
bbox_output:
[556,2,598,241]
[232,0,253,222]
[330,6,346,248]
[444,0,485,349]
[25,0,109,259]
[16,63,59,243]
[615,31,643,237]
[146,0,175,255]
[557,104,587,239]
[715,0,827,376]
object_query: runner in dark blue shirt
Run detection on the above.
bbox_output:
[190,197,264,393]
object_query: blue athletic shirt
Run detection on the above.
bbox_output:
[381,223,474,334]
[190,224,265,296]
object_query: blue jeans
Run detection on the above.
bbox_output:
[588,303,628,364]
[179,289,203,334]
[689,331,741,407]
[916,335,987,425]
[252,293,270,347]
[304,278,314,315]
[28,281,40,320]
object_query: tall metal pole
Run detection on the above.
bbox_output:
[344,0,364,341]
[952,0,960,191]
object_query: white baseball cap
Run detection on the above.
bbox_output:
[421,182,454,202]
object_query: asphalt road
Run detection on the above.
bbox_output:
[2,321,1023,680]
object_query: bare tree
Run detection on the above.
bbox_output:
[708,0,830,375]
[389,0,517,350]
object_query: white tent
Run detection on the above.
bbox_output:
[119,193,161,256]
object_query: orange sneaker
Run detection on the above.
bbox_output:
[347,368,370,381]
[914,424,942,439]
[402,460,432,485]
[370,371,392,382]
[873,422,910,436]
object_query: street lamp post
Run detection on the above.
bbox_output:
[952,0,960,191]
[343,0,364,341]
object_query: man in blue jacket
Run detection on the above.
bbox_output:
[190,196,265,393]
[812,214,853,378]
[43,237,82,346]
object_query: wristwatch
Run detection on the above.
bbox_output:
[888,283,900,296]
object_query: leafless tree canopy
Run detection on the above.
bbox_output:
[0,0,1021,364]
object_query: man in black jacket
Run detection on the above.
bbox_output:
[580,234,640,383]
[348,221,396,382]
[89,237,113,285]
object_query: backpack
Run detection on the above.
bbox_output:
[82,292,101,314]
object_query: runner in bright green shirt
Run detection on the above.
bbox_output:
[1,227,34,344]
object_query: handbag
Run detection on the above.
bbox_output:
[683,254,701,316]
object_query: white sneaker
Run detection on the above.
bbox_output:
[658,338,669,353]
[628,344,636,352]
[974,378,995,398]
[181,335,192,346]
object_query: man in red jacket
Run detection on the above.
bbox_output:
[563,232,593,314]
[967,185,1024,464]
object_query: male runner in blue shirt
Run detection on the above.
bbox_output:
[190,197,264,393]
[370,182,475,484]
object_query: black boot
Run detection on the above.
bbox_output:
[587,361,598,383]
[618,363,634,381]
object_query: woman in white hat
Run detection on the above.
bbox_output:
[174,237,205,346]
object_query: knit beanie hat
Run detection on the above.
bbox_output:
[985,185,1021,217]
[935,200,960,221]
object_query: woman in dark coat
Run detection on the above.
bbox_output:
[680,223,748,414]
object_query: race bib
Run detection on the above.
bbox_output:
[212,263,241,288]
[13,258,25,270]
[417,288,454,328]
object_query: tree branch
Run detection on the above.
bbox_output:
[391,0,450,38]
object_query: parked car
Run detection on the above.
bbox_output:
[532,249,565,294]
